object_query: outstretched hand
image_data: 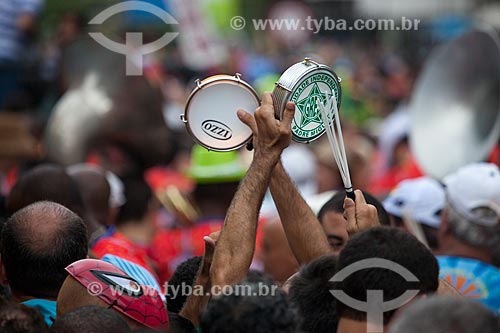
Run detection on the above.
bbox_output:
[237,92,295,161]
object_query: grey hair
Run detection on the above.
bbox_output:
[389,296,499,333]
[445,202,500,248]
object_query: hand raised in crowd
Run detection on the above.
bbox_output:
[343,190,380,236]
[179,231,219,326]
[237,92,295,162]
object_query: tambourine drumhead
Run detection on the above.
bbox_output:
[183,75,259,151]
[273,58,342,143]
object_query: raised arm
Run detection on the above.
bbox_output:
[269,160,332,264]
[210,93,295,287]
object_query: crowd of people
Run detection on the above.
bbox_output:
[0,0,500,332]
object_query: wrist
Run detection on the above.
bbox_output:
[254,150,281,167]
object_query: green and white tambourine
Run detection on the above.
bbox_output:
[272,57,342,143]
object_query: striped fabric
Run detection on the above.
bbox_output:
[0,0,43,61]
[102,254,166,301]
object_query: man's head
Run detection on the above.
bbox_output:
[440,163,500,260]
[334,227,439,331]
[288,255,339,333]
[200,276,299,333]
[166,256,202,313]
[116,177,155,226]
[6,164,99,237]
[0,296,48,332]
[389,296,499,333]
[317,191,390,254]
[67,164,111,227]
[383,177,445,249]
[7,164,85,216]
[57,259,168,331]
[260,217,299,284]
[0,201,88,299]
[50,306,131,333]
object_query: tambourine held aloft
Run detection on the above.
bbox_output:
[182,58,342,150]
[181,74,260,152]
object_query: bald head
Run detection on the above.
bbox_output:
[1,201,88,299]
[67,164,111,227]
[56,276,107,317]
[57,276,143,330]
[260,217,299,284]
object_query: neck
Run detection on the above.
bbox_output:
[437,236,492,264]
[117,219,154,244]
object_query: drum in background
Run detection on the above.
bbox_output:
[273,58,342,144]
[409,28,500,179]
[182,74,260,152]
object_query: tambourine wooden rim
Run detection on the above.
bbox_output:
[182,74,260,152]
[272,58,342,143]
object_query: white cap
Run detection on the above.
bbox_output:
[444,163,500,227]
[281,144,317,197]
[383,177,445,228]
[378,107,410,170]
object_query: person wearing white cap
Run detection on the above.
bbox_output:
[383,177,445,250]
[437,162,500,314]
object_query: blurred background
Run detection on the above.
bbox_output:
[1,0,500,238]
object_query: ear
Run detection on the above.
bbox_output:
[0,256,8,285]
[438,208,451,239]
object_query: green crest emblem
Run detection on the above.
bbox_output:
[290,71,340,142]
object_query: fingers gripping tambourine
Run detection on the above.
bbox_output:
[182,58,353,198]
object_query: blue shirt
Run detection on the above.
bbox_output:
[0,0,43,61]
[22,299,56,326]
[438,255,500,314]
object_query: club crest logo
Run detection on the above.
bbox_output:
[290,72,340,142]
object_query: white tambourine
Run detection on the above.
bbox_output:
[182,74,260,151]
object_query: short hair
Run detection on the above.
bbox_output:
[288,255,339,333]
[334,227,439,325]
[389,296,499,333]
[116,177,152,225]
[445,202,500,249]
[0,296,48,333]
[200,275,299,333]
[318,191,390,226]
[1,201,88,298]
[50,306,131,333]
[67,165,111,227]
[166,256,202,313]
[6,164,86,217]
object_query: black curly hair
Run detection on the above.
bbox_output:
[166,256,203,313]
[289,255,339,333]
[200,274,300,333]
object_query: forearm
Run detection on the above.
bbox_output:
[270,160,331,264]
[210,153,277,286]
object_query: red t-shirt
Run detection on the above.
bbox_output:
[92,232,159,281]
